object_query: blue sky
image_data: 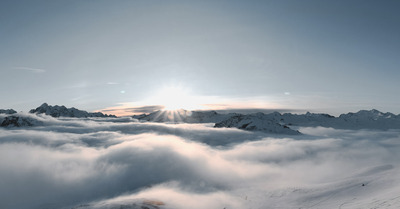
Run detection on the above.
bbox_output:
[1,0,399,115]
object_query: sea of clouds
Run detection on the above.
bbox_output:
[1,114,400,209]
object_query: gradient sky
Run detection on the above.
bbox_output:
[1,0,399,115]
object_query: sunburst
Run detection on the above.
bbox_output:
[152,86,202,111]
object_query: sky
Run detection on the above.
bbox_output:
[1,0,400,116]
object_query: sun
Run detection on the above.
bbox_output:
[151,86,202,111]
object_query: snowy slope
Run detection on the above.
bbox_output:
[239,164,400,209]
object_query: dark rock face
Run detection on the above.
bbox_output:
[29,103,116,118]
[0,116,34,127]
[0,109,17,114]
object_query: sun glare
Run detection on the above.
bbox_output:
[151,86,202,111]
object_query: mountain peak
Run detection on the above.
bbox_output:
[29,103,116,118]
[0,109,17,114]
[40,103,49,107]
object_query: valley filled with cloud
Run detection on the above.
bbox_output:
[1,113,400,209]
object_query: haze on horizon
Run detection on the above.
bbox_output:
[1,0,400,116]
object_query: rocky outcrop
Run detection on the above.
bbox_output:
[0,116,40,127]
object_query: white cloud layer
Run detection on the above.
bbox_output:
[1,115,400,208]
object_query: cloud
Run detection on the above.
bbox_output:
[13,66,46,73]
[0,116,400,208]
[83,183,245,209]
[99,105,165,116]
[118,105,165,114]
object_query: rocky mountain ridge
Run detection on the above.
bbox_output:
[0,109,17,114]
[135,109,400,132]
[2,105,400,133]
[29,103,116,118]
[133,109,240,123]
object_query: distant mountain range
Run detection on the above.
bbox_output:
[29,103,116,118]
[0,103,115,127]
[1,104,400,133]
[133,109,400,133]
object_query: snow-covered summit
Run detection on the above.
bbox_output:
[29,103,116,118]
[214,112,301,135]
[339,109,397,121]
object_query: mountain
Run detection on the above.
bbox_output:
[0,113,44,127]
[29,103,116,118]
[214,112,301,135]
[336,109,400,129]
[0,109,17,114]
[279,109,400,130]
[0,116,37,127]
[133,109,239,123]
[134,109,400,133]
[3,104,399,132]
[134,110,300,134]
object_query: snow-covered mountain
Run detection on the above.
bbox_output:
[2,104,400,132]
[214,110,400,131]
[133,109,400,134]
[0,109,17,114]
[214,112,301,135]
[0,113,44,127]
[29,103,116,118]
[336,109,400,129]
[0,116,35,127]
[277,109,400,130]
[134,110,300,134]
